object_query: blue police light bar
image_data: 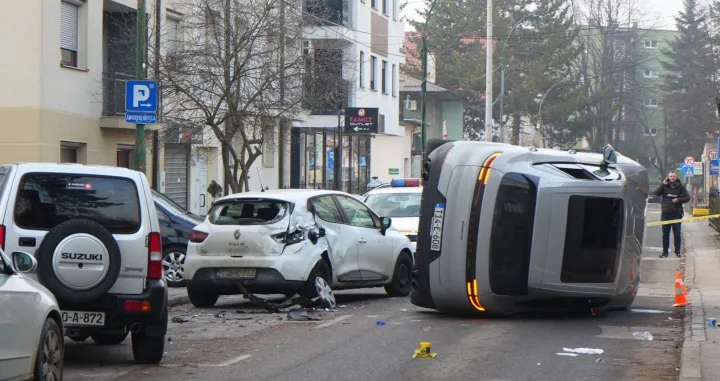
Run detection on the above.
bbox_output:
[391,178,421,187]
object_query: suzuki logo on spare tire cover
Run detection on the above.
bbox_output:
[52,233,111,291]
[234,230,241,240]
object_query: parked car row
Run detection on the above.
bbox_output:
[0,162,419,381]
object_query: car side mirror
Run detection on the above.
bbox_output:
[11,251,37,273]
[602,145,618,165]
[318,227,326,237]
[380,217,392,232]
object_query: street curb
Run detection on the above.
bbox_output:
[679,228,703,381]
[168,294,190,307]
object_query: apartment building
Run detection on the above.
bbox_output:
[289,0,406,193]
[0,0,156,175]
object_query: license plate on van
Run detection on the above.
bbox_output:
[217,268,256,279]
[430,203,445,251]
[61,311,105,326]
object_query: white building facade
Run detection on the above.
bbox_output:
[287,0,407,192]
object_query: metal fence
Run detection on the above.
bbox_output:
[102,72,135,117]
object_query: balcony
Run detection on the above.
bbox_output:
[100,72,137,130]
[305,0,349,26]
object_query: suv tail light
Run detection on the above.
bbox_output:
[189,230,208,243]
[148,232,162,280]
[0,224,6,250]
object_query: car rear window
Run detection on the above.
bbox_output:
[14,173,141,234]
[208,199,289,225]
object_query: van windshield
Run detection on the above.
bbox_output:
[365,193,421,217]
[208,199,290,225]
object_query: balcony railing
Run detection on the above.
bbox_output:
[102,72,135,117]
[305,0,348,26]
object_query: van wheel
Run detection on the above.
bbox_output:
[92,330,128,345]
[131,332,165,364]
[187,285,219,308]
[34,318,63,381]
[299,260,331,299]
[385,252,412,297]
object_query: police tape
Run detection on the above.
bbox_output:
[646,214,720,227]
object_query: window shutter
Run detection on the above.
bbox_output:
[60,2,79,52]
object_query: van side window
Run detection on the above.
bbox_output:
[489,173,537,296]
[13,173,141,234]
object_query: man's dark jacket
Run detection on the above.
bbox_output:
[653,180,690,214]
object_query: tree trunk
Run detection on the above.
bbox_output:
[511,107,521,145]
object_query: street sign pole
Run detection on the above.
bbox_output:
[135,0,147,173]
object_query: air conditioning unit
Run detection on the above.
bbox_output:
[408,100,418,111]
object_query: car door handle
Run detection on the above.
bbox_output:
[358,238,367,244]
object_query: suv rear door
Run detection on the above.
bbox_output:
[2,169,148,295]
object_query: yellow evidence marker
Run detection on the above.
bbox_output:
[413,342,438,358]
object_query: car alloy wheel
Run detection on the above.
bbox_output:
[162,251,185,285]
[314,276,336,309]
[42,327,63,381]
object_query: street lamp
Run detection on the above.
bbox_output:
[535,77,569,148]
[498,15,534,144]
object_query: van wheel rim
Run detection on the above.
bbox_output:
[42,329,62,381]
[162,252,185,283]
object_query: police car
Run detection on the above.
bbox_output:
[362,178,422,251]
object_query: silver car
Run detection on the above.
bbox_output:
[0,250,64,381]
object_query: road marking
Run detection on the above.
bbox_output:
[314,315,352,329]
[198,354,253,367]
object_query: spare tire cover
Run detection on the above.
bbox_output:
[36,219,122,304]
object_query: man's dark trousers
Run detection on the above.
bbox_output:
[661,211,682,255]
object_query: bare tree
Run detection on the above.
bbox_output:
[144,0,355,193]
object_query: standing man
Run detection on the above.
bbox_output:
[654,171,691,258]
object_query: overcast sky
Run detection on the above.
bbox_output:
[401,0,686,31]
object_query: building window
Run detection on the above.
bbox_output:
[359,51,365,88]
[393,0,398,20]
[370,56,377,90]
[165,11,181,54]
[60,1,80,67]
[117,145,135,169]
[383,0,388,15]
[645,128,658,136]
[379,114,385,133]
[392,64,397,97]
[644,99,658,107]
[382,60,388,94]
[644,69,658,78]
[644,40,658,48]
[371,0,377,10]
[60,141,85,163]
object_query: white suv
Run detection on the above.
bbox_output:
[0,163,168,364]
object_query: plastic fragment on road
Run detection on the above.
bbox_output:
[632,331,654,340]
[562,348,604,355]
[412,342,437,358]
[376,320,386,325]
[171,316,191,323]
[708,318,717,328]
[287,309,323,321]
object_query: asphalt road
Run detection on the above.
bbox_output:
[63,203,684,381]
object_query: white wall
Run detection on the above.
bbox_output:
[0,0,43,107]
[370,126,413,183]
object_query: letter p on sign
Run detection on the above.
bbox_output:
[133,85,150,107]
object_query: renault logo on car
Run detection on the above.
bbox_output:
[234,230,241,240]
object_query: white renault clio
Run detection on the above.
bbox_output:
[183,189,415,307]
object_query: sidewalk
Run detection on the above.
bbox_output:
[679,221,720,381]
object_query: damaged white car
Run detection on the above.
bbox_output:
[183,190,415,307]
